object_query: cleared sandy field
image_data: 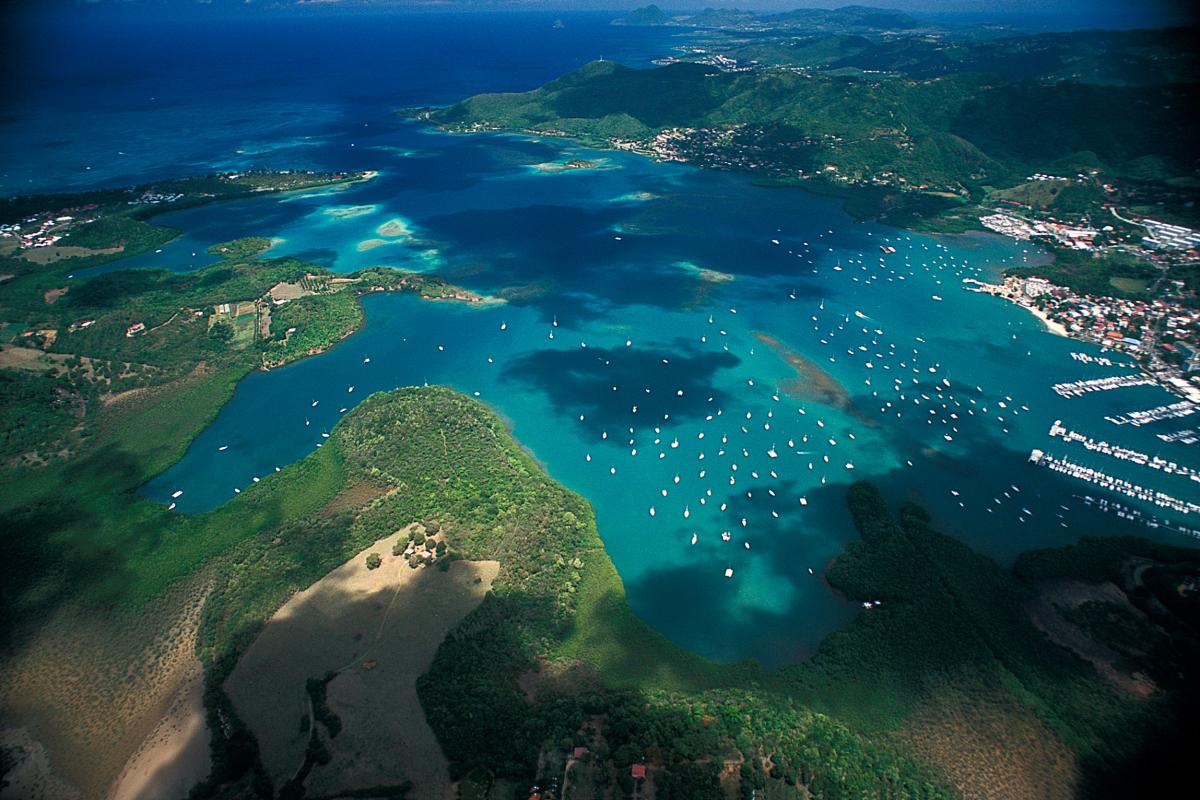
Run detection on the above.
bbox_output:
[900,685,1079,800]
[22,245,123,265]
[225,528,498,800]
[106,654,209,800]
[0,577,210,800]
[0,726,85,800]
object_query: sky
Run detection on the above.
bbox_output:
[2,0,1196,30]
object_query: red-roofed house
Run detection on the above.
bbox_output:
[631,764,647,780]
[573,746,588,760]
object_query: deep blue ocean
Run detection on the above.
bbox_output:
[4,8,1198,667]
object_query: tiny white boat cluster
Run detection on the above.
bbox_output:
[1051,374,1154,398]
[1105,400,1198,427]
[1030,450,1200,515]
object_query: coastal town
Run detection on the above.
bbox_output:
[610,125,1200,408]
[966,273,1200,400]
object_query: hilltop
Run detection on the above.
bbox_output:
[428,56,1196,209]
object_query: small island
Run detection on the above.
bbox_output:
[531,157,606,174]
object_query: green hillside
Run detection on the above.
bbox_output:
[431,59,1196,200]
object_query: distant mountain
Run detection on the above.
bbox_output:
[762,5,920,31]
[614,4,670,26]
[615,4,925,34]
[430,57,1197,193]
[719,26,1200,85]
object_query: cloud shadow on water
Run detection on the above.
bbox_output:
[501,342,742,437]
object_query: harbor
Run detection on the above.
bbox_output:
[1048,420,1200,481]
[1069,352,1131,367]
[1029,449,1200,515]
[1104,400,1198,426]
[1052,374,1155,398]
[1158,428,1200,445]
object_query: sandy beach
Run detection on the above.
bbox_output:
[1021,302,1070,338]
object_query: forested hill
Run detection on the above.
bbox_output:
[715,27,1200,85]
[429,58,1197,192]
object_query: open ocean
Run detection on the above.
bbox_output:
[4,8,1197,666]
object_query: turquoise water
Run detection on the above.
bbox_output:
[138,127,1199,665]
[8,9,1198,667]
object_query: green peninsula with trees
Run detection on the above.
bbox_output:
[0,172,493,468]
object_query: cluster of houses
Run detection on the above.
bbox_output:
[0,211,91,250]
[653,48,758,72]
[1142,218,1200,252]
[982,203,1200,266]
[998,275,1200,397]
[609,122,954,194]
[126,190,183,206]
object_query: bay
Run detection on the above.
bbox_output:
[5,9,1197,667]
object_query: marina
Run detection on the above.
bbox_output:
[1069,352,1130,367]
[1079,494,1200,540]
[1052,374,1155,398]
[1158,428,1200,445]
[1029,450,1200,515]
[1105,400,1198,426]
[1048,420,1200,481]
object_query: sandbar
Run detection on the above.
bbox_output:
[754,331,873,425]
[377,218,414,239]
[323,204,376,221]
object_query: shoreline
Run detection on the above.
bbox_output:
[261,271,501,370]
[1023,302,1071,338]
[422,119,1015,241]
[962,277,1071,340]
[967,279,1200,403]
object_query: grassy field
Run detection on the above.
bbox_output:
[225,526,497,799]
[1108,276,1151,294]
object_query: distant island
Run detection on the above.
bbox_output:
[614,4,927,34]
